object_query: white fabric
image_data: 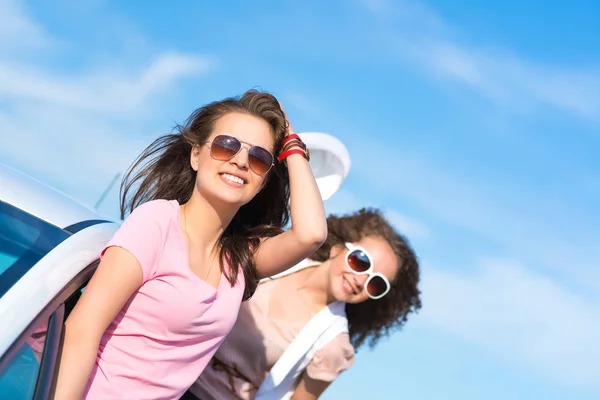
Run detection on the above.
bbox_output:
[260,259,322,282]
[298,132,351,201]
[255,261,349,400]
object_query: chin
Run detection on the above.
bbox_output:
[204,185,254,206]
[215,191,245,203]
[214,193,254,208]
[333,288,351,303]
[215,180,259,205]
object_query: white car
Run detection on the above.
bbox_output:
[0,132,350,399]
[0,163,119,399]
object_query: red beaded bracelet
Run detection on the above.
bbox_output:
[282,139,305,152]
[277,148,310,162]
[281,134,301,147]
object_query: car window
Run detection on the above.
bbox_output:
[0,202,69,298]
[0,211,40,276]
[0,318,48,399]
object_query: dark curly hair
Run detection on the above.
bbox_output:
[119,89,290,301]
[310,208,422,350]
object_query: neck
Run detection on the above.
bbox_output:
[182,191,238,254]
[296,260,337,307]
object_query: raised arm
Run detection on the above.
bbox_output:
[253,107,327,278]
[53,247,143,399]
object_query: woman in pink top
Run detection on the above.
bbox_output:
[185,208,422,400]
[54,89,328,400]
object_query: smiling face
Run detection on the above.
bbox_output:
[190,112,275,207]
[327,236,399,304]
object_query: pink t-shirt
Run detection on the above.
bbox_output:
[83,199,245,400]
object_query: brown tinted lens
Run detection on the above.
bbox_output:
[211,135,241,160]
[367,276,389,298]
[248,146,273,175]
[347,250,371,273]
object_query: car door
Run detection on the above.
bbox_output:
[0,202,118,399]
[0,308,60,399]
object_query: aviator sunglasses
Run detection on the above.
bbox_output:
[204,134,275,175]
[344,242,391,300]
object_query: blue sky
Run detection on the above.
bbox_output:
[1,0,599,398]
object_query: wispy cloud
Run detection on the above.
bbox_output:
[325,188,430,239]
[0,104,151,201]
[0,53,214,114]
[0,0,215,215]
[283,91,323,119]
[361,0,600,120]
[321,15,600,383]
[345,134,600,291]
[324,188,362,216]
[404,40,600,119]
[385,210,430,239]
[0,0,51,50]
[421,259,600,390]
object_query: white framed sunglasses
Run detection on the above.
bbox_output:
[344,242,391,300]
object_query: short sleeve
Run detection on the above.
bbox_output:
[304,333,355,382]
[101,200,170,283]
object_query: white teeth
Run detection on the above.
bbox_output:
[221,173,244,185]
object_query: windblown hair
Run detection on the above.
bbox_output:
[119,89,290,300]
[311,208,422,350]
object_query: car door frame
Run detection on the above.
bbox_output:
[0,222,118,399]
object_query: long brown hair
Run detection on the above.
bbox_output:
[311,208,422,350]
[119,89,290,300]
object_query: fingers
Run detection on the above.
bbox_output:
[278,102,295,136]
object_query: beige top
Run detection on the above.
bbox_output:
[190,269,355,399]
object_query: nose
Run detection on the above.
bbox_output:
[229,146,249,170]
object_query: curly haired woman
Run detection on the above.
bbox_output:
[184,208,422,400]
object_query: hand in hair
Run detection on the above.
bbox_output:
[278,102,295,137]
[252,103,328,280]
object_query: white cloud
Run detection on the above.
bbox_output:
[0,51,214,205]
[342,133,600,292]
[0,104,151,203]
[361,0,600,120]
[0,53,214,114]
[420,259,600,389]
[324,188,430,240]
[0,0,51,50]
[284,92,322,118]
[385,209,430,238]
[0,0,215,215]
[406,40,600,119]
[323,188,362,215]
